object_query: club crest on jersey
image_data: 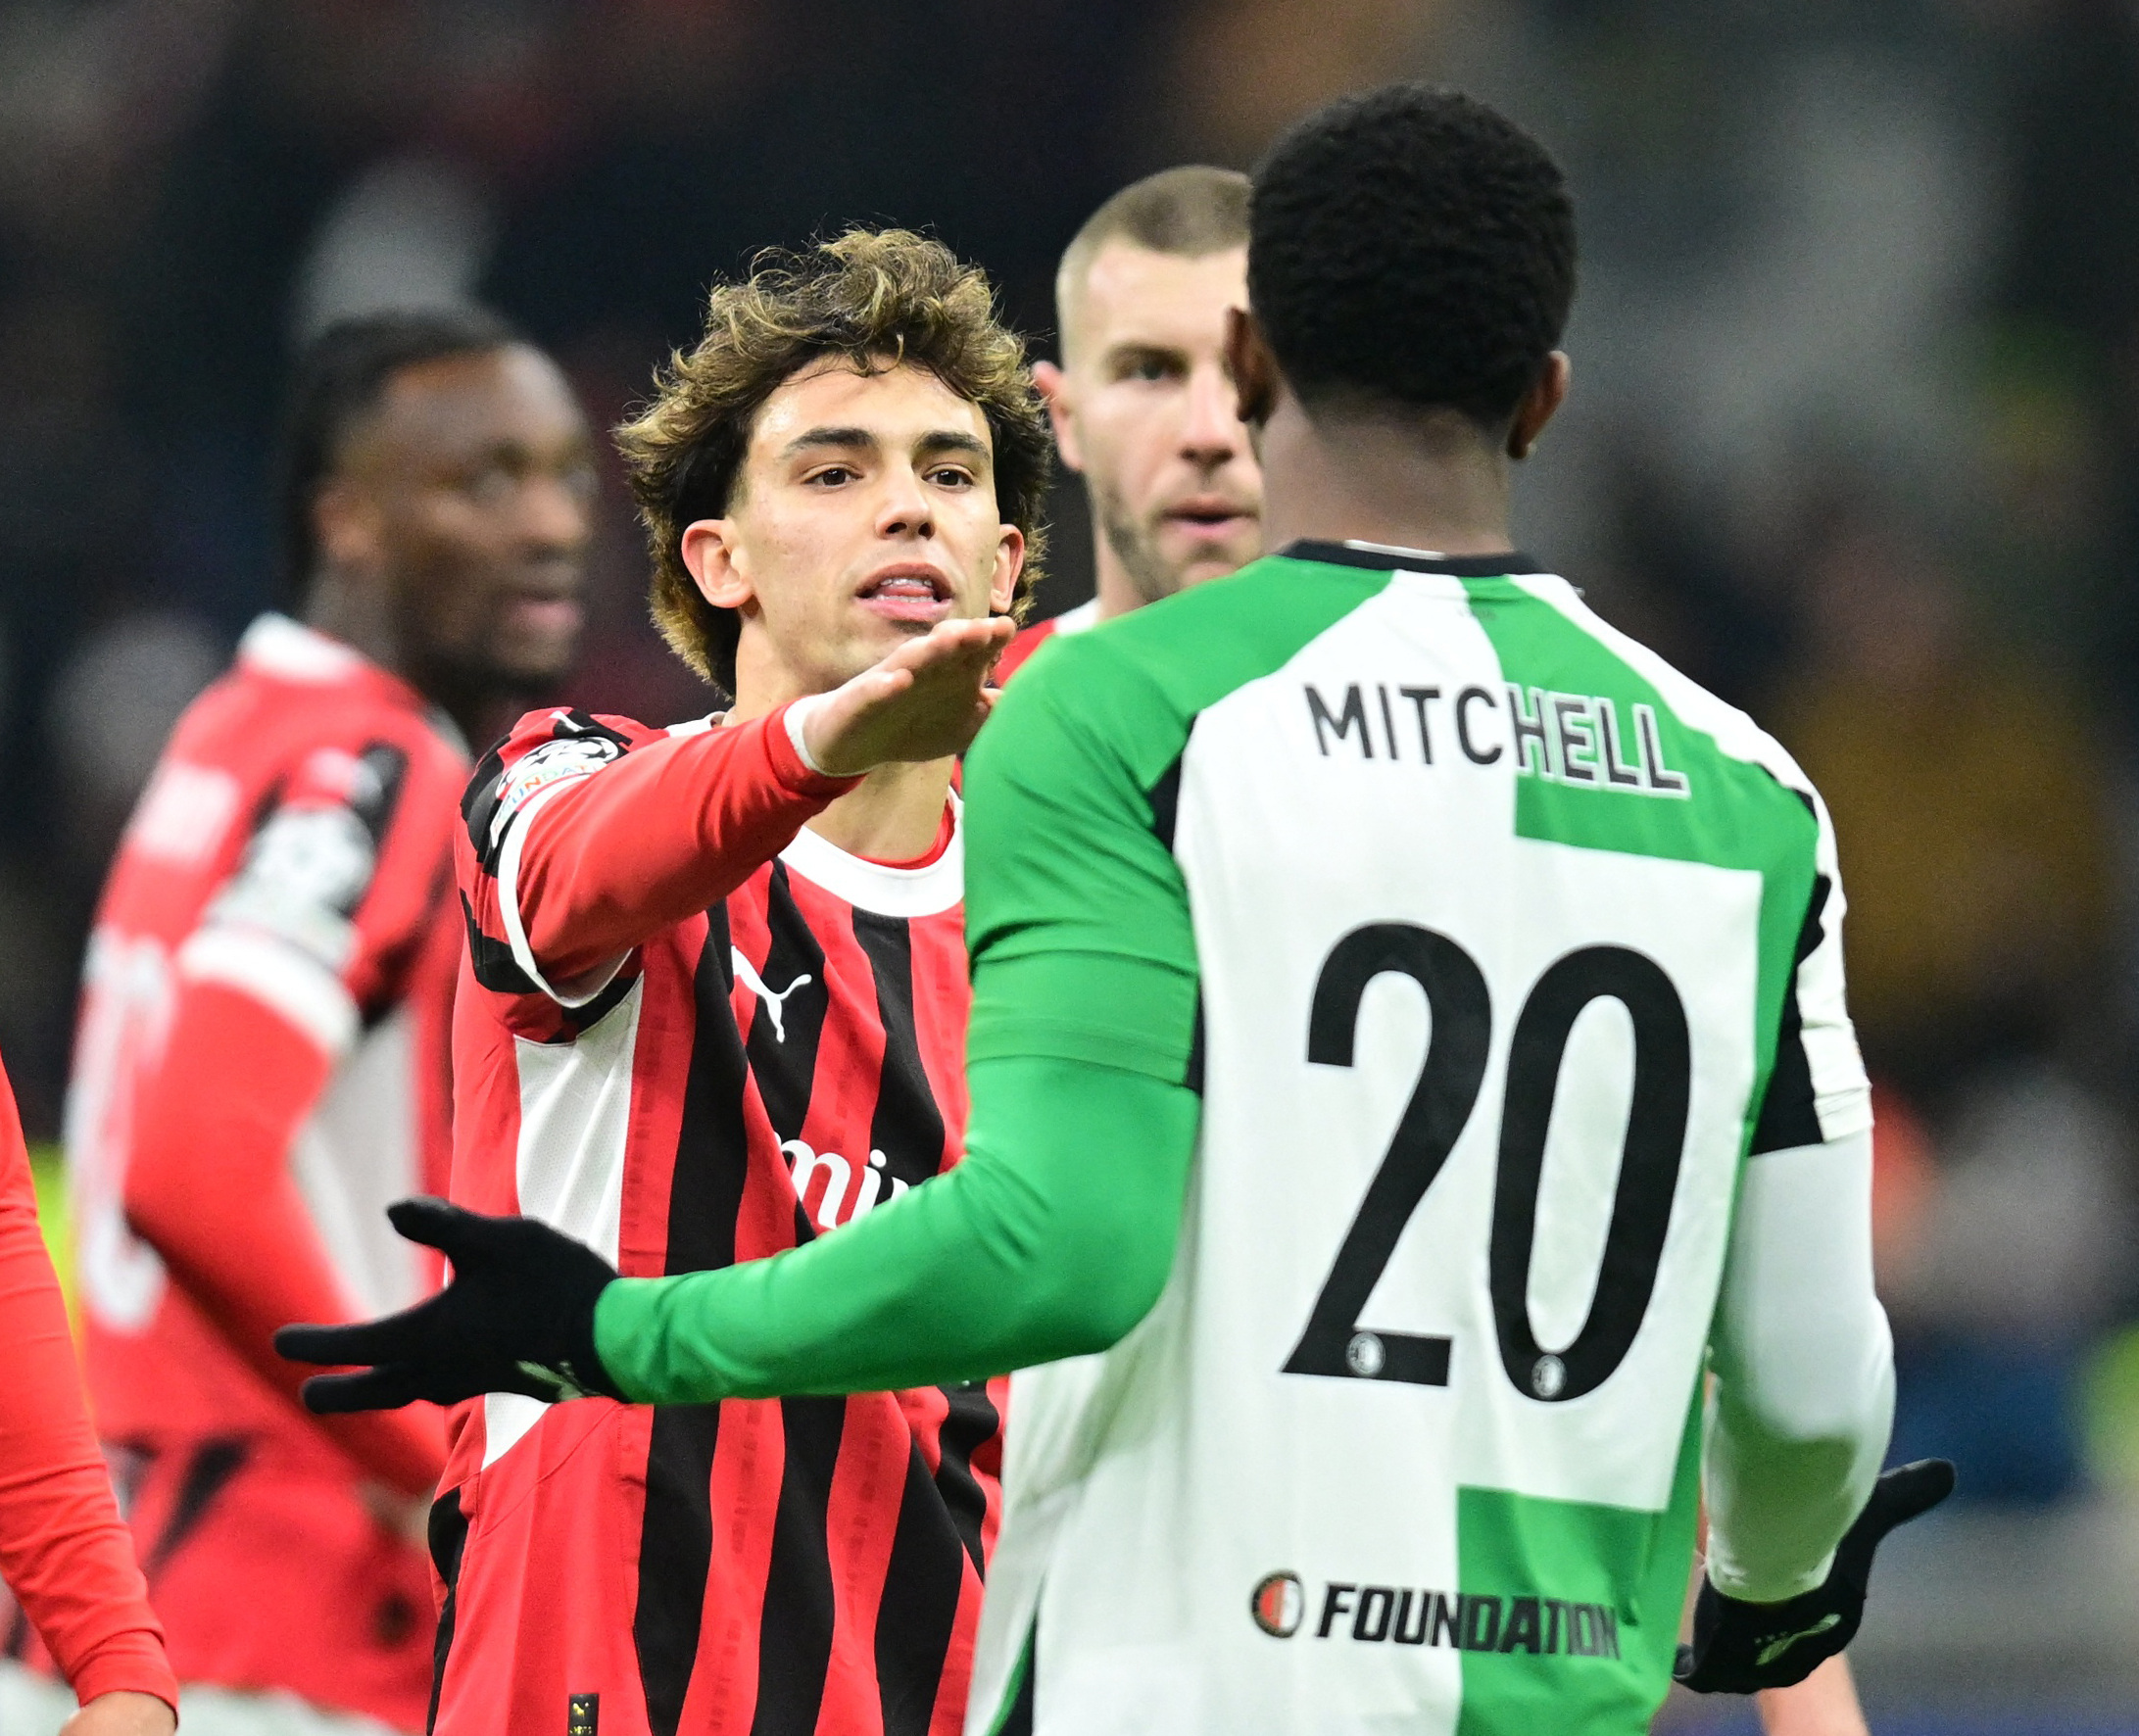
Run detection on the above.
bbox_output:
[492,735,624,846]
[1250,1571,1306,1638]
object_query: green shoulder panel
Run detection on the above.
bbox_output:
[963,555,1390,1083]
[1461,581,1819,1158]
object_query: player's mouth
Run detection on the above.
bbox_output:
[500,586,584,642]
[1163,497,1257,544]
[856,563,955,625]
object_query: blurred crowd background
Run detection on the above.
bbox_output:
[2,1,2136,1728]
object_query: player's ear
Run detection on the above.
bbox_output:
[1033,360,1084,473]
[313,480,381,575]
[1226,309,1278,428]
[1507,352,1571,461]
[988,524,1024,615]
[681,519,754,611]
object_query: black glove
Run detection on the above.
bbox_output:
[1675,1458,1956,1694]
[274,1197,626,1411]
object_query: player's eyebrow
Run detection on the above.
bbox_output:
[913,430,990,464]
[782,426,879,458]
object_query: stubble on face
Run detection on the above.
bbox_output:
[1058,243,1262,610]
[1094,471,1191,606]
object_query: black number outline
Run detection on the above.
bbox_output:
[1287,930,1691,1403]
[1488,945,1690,1402]
[1283,924,1491,1385]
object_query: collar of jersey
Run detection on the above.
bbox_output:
[778,792,963,918]
[239,611,441,726]
[1279,539,1543,579]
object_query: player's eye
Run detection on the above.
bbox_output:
[805,465,857,488]
[1116,353,1180,385]
[926,465,975,489]
[463,464,517,505]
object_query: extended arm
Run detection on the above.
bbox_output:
[498,706,855,994]
[1703,1128,1894,1602]
[494,621,1009,997]
[600,1042,1196,1401]
[0,1063,177,1715]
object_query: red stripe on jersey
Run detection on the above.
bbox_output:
[898,1385,949,1479]
[905,914,970,1172]
[925,1567,986,1736]
[684,1399,785,1735]
[811,1397,914,1736]
[975,1376,1010,1564]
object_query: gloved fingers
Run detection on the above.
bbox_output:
[298,1364,432,1414]
[275,1298,440,1369]
[1837,1458,1956,1582]
[1862,1459,1956,1538]
[386,1195,507,1263]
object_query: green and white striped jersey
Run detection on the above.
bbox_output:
[959,541,1872,1736]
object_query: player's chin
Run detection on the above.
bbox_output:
[1156,526,1260,587]
[485,644,579,693]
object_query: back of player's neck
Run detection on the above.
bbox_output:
[1258,398,1515,560]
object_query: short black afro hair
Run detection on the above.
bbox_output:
[1249,84,1576,430]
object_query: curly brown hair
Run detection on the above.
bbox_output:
[614,228,1051,695]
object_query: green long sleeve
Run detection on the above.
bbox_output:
[594,1043,1199,1404]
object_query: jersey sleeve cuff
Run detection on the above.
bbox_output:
[767,699,865,796]
[67,1642,179,1715]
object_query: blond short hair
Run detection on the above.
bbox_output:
[1055,165,1251,361]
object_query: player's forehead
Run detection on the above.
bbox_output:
[355,345,588,470]
[1069,241,1247,365]
[746,357,994,461]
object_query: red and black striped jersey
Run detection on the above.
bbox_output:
[438,702,1001,1736]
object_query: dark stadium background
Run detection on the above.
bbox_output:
[1,2,2135,1729]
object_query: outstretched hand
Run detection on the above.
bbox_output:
[803,615,1015,777]
[1677,1459,1956,1695]
[275,1198,624,1412]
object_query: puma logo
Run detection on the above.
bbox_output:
[1754,1613,1841,1668]
[732,947,813,1042]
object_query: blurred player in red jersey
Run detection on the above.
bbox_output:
[0,1054,177,1736]
[415,231,1038,1736]
[994,166,1259,685]
[48,310,593,1734]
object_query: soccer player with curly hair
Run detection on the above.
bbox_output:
[313,230,1045,1736]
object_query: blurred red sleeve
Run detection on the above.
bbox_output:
[122,979,447,1498]
[0,1055,178,1712]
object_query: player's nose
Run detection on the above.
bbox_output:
[1180,362,1244,461]
[517,471,595,555]
[875,464,937,538]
